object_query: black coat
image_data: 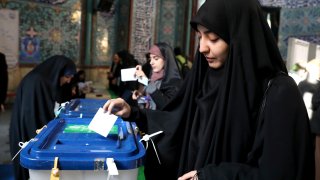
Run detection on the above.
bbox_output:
[9,55,76,180]
[0,52,8,104]
[146,42,182,110]
[125,0,314,179]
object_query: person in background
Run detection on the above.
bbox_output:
[298,59,320,119]
[132,42,182,111]
[103,0,314,179]
[0,52,8,112]
[288,62,307,84]
[174,47,190,78]
[142,53,152,79]
[71,70,92,99]
[108,53,122,95]
[117,50,139,104]
[9,55,76,180]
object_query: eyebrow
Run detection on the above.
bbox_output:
[203,30,212,34]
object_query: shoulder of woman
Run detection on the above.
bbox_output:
[271,74,297,90]
[267,74,302,102]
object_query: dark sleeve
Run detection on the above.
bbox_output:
[197,76,314,180]
[123,106,149,132]
[312,85,320,110]
[310,107,320,134]
[309,84,320,134]
[150,78,181,110]
[0,56,8,104]
[10,76,56,180]
[114,64,122,78]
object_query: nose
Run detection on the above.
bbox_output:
[67,77,72,83]
[199,38,209,54]
[150,59,154,65]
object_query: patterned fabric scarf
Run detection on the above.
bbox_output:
[150,69,164,82]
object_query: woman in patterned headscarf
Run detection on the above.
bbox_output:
[132,42,182,110]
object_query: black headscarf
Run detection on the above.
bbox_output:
[0,52,8,105]
[184,0,288,168]
[136,0,313,179]
[117,50,139,100]
[9,55,76,180]
[154,42,181,85]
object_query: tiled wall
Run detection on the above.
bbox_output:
[93,0,131,66]
[259,0,320,8]
[278,6,320,61]
[3,0,81,64]
[259,0,320,61]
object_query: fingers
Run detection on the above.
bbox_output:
[115,109,127,117]
[103,99,114,113]
[103,98,120,113]
[103,98,131,118]
[132,90,138,100]
[136,65,142,70]
[178,170,197,180]
[135,65,146,79]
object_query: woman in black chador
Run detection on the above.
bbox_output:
[10,55,76,180]
[103,0,314,179]
[0,52,8,112]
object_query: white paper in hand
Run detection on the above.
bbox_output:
[88,108,118,137]
[121,68,149,86]
[137,76,148,86]
[121,68,136,81]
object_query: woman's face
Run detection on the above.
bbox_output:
[113,54,121,64]
[60,75,73,86]
[150,54,165,73]
[197,24,229,69]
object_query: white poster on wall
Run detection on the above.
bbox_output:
[316,45,320,60]
[286,38,310,70]
[0,9,19,68]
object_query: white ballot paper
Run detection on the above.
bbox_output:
[121,68,149,86]
[88,108,118,137]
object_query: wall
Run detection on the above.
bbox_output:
[129,0,192,64]
[92,0,132,66]
[1,0,128,94]
[2,0,191,97]
[3,0,81,63]
[278,6,320,63]
[1,0,83,95]
[259,0,320,64]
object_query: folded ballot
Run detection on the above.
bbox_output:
[88,108,118,137]
[121,68,148,86]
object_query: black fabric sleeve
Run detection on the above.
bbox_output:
[150,78,181,110]
[196,76,314,180]
[123,106,148,132]
[197,163,259,180]
[311,85,320,134]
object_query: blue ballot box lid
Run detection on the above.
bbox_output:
[59,98,108,118]
[20,118,145,170]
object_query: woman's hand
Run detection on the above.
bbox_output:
[135,65,147,79]
[103,98,131,118]
[178,170,198,180]
[132,90,143,100]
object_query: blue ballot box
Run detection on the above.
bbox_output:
[20,118,145,180]
[59,98,108,118]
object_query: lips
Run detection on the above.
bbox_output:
[205,56,215,62]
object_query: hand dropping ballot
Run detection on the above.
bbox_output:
[121,68,148,86]
[88,108,118,137]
